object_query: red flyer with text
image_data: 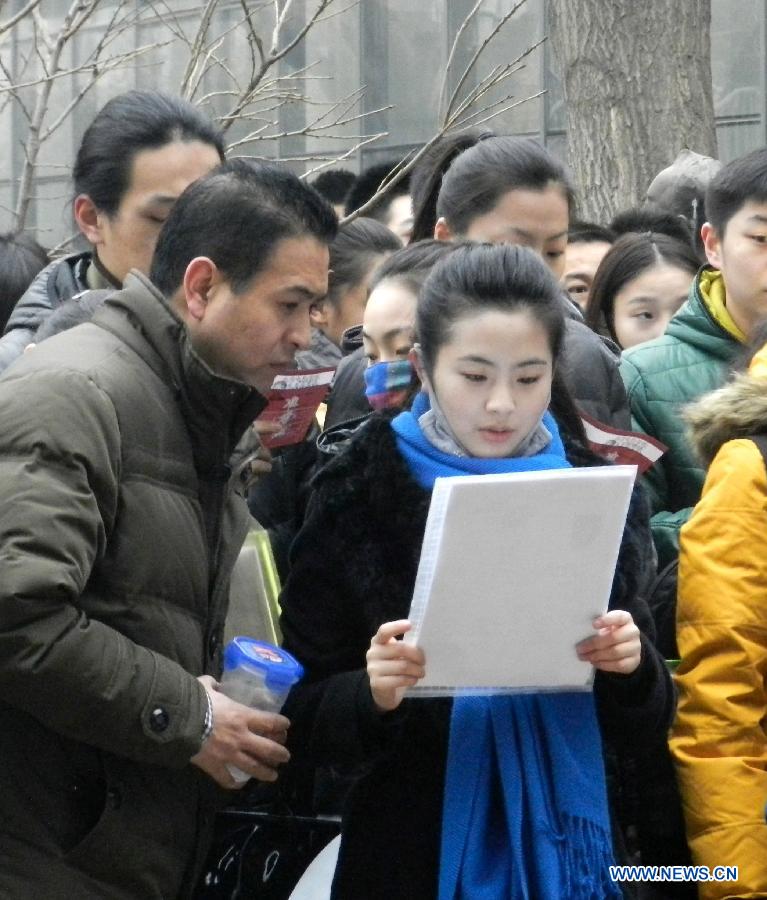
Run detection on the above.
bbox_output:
[257,367,335,449]
[580,412,667,475]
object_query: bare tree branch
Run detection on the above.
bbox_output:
[453,90,545,131]
[219,0,333,129]
[12,0,147,229]
[439,0,483,118]
[444,0,529,124]
[0,0,42,41]
[1,0,545,243]
[449,38,544,124]
[41,42,168,142]
[314,0,359,25]
[238,0,263,74]
[343,79,540,226]
[179,0,221,98]
[300,132,387,180]
[271,0,296,56]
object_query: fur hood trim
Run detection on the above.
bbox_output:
[685,373,767,466]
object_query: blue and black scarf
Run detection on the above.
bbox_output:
[391,393,620,900]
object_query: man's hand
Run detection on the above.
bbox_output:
[190,675,290,789]
[366,620,425,713]
[232,421,282,492]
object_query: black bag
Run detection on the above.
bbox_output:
[195,807,340,900]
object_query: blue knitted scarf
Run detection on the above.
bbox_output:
[391,395,621,900]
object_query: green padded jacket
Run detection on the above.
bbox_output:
[620,267,741,566]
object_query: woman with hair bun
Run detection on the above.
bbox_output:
[419,134,630,428]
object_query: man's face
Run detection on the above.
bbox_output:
[561,240,613,311]
[93,140,222,284]
[189,236,330,393]
[703,200,767,337]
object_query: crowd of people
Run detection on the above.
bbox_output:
[0,88,764,900]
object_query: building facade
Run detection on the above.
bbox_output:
[0,0,764,244]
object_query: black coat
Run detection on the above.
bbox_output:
[0,251,91,372]
[279,414,674,900]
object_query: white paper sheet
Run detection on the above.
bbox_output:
[404,465,637,696]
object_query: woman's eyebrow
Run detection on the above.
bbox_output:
[457,354,548,368]
[363,326,412,342]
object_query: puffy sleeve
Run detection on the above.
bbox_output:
[0,368,208,768]
[670,438,767,898]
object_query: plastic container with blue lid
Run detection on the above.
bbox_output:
[219,637,304,783]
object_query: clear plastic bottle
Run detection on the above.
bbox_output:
[219,636,304,783]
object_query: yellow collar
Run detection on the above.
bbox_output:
[699,268,746,343]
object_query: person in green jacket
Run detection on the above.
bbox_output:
[621,147,767,566]
[0,161,335,899]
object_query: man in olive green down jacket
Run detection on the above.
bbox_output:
[0,160,335,898]
[621,147,767,567]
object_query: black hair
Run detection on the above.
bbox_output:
[568,220,615,245]
[312,169,356,206]
[418,242,585,444]
[706,147,767,237]
[32,291,109,343]
[344,162,411,221]
[435,137,575,236]
[150,159,337,296]
[585,232,699,344]
[368,238,464,298]
[417,242,565,373]
[409,129,493,243]
[610,204,694,248]
[324,218,401,308]
[73,90,225,217]
[0,232,49,332]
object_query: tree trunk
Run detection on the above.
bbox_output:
[548,0,717,222]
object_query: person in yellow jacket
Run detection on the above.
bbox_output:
[671,338,767,899]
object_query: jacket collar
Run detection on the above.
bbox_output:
[698,267,746,343]
[93,271,267,477]
[664,266,742,361]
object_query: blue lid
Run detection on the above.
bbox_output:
[223,637,304,692]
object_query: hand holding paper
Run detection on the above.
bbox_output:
[576,609,641,675]
[404,465,638,695]
[367,620,426,713]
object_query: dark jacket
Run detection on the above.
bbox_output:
[279,413,674,900]
[0,272,265,899]
[620,268,740,565]
[295,327,343,370]
[324,345,368,429]
[0,250,92,372]
[324,296,631,431]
